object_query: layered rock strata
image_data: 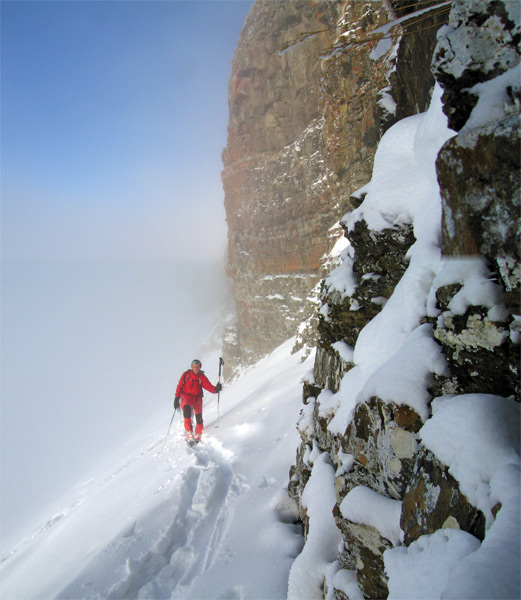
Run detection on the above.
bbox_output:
[221,0,342,372]
[221,0,442,374]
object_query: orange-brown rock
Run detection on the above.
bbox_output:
[222,0,402,370]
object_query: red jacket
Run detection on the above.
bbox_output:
[176,370,216,400]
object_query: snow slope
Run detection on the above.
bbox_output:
[0,340,312,600]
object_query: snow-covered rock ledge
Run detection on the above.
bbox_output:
[289,1,520,598]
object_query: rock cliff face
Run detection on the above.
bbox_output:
[222,0,446,374]
[286,1,520,598]
[221,0,342,370]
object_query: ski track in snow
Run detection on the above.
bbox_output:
[1,341,310,600]
[54,435,246,600]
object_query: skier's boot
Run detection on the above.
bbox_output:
[187,431,194,446]
[195,432,202,444]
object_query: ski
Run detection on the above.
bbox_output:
[186,437,202,448]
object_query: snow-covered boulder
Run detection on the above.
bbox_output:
[432,0,521,131]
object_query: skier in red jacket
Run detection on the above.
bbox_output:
[174,359,222,443]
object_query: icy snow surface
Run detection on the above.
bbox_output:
[385,528,481,600]
[340,486,403,547]
[0,340,313,600]
[462,63,521,132]
[287,453,341,600]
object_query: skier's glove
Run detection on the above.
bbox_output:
[174,397,180,410]
[215,383,222,393]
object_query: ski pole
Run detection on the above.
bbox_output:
[216,356,224,427]
[160,409,177,454]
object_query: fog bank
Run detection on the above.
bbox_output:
[1,257,227,550]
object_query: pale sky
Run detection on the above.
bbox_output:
[1,0,253,262]
[1,0,254,550]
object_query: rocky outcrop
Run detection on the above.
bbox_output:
[430,0,520,399]
[426,280,519,400]
[400,447,487,546]
[432,0,521,132]
[316,217,415,376]
[433,0,521,297]
[288,1,520,598]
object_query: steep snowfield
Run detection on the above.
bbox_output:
[0,340,312,600]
